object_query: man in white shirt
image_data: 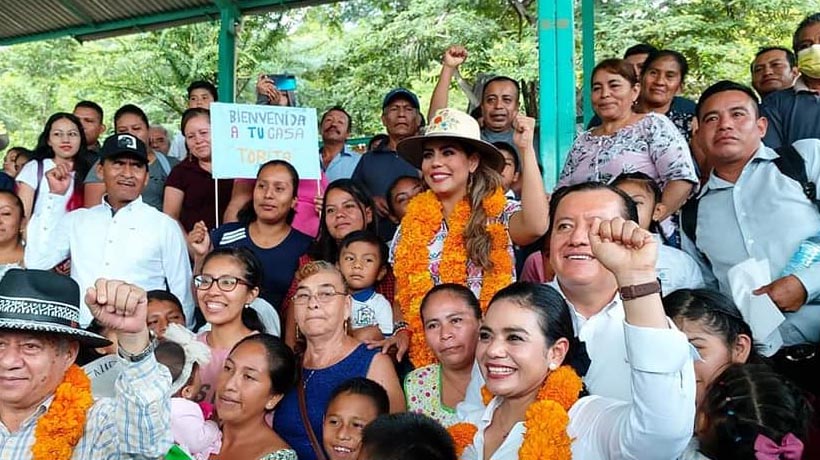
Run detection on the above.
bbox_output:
[25,133,194,328]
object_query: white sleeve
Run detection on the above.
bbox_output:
[373,293,394,334]
[168,133,187,161]
[159,216,195,329]
[24,206,72,270]
[568,321,696,460]
[16,160,39,189]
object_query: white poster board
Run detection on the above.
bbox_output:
[210,102,320,180]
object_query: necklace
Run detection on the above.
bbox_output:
[303,369,317,389]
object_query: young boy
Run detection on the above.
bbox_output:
[492,141,520,198]
[612,172,704,295]
[147,290,187,339]
[338,230,393,341]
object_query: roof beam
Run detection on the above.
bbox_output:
[57,0,96,27]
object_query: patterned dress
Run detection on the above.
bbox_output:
[259,450,298,460]
[404,364,460,427]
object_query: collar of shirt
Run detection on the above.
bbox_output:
[547,280,622,339]
[101,194,145,214]
[698,144,777,198]
[352,286,376,302]
[794,76,820,94]
[0,395,53,435]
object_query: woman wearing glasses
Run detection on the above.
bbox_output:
[194,246,267,403]
[273,261,404,460]
[17,113,91,250]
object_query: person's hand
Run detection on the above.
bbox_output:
[187,221,211,258]
[313,194,323,216]
[512,114,536,154]
[84,279,148,334]
[754,275,808,312]
[589,217,657,283]
[364,330,410,362]
[256,74,282,105]
[372,196,395,222]
[46,163,73,196]
[443,45,468,69]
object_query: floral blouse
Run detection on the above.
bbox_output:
[558,112,698,189]
[259,449,298,460]
[404,364,460,427]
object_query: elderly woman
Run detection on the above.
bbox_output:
[214,334,299,459]
[388,108,548,367]
[273,261,404,460]
[559,58,698,223]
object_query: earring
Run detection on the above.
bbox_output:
[343,320,349,335]
[548,362,558,371]
[244,303,250,309]
[467,172,474,190]
[295,326,302,340]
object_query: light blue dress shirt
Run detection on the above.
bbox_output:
[321,145,361,183]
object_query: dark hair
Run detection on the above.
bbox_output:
[187,80,218,101]
[76,319,110,365]
[0,190,25,232]
[321,106,352,133]
[339,230,387,269]
[610,172,665,236]
[386,175,422,217]
[147,289,186,321]
[328,377,390,415]
[623,43,658,59]
[488,283,590,376]
[481,76,521,103]
[547,181,640,242]
[698,364,811,460]
[696,80,760,120]
[663,289,762,363]
[592,58,638,86]
[311,179,378,263]
[793,13,820,54]
[8,146,32,160]
[492,141,520,172]
[362,413,456,460]
[201,247,266,333]
[154,340,186,382]
[180,107,210,135]
[33,112,91,197]
[751,46,796,74]
[642,49,689,81]
[74,100,104,122]
[419,283,481,323]
[114,104,150,129]
[237,160,300,225]
[231,333,296,397]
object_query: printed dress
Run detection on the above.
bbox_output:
[404,364,460,427]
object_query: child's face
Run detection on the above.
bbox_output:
[498,148,519,192]
[615,180,661,230]
[147,299,186,339]
[180,366,203,401]
[339,241,385,291]
[323,392,380,460]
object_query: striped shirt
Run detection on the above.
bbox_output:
[0,355,172,459]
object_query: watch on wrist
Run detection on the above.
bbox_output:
[619,279,662,301]
[118,331,157,363]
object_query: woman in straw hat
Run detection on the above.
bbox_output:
[382,108,548,367]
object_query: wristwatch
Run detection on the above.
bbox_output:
[117,331,157,362]
[619,279,662,301]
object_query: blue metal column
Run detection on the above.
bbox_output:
[538,0,577,189]
[215,0,240,103]
[582,0,595,125]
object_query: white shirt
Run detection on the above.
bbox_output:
[17,159,76,233]
[24,195,194,327]
[168,132,188,161]
[351,291,393,335]
[461,322,696,460]
[656,234,705,295]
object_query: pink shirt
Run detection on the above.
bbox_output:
[237,175,327,238]
[171,397,222,460]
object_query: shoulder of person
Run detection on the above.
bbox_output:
[211,221,246,246]
[671,96,696,112]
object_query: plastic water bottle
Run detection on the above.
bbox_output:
[782,234,820,276]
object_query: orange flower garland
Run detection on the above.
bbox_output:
[394,187,512,366]
[32,364,93,460]
[449,366,583,460]
[447,423,478,457]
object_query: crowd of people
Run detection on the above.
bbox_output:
[1,11,820,460]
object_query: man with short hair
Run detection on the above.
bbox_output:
[623,43,659,78]
[84,104,178,210]
[762,13,820,148]
[320,106,360,182]
[167,80,218,160]
[683,80,820,393]
[751,47,798,98]
[149,124,172,155]
[25,133,194,328]
[0,269,171,459]
[73,100,106,162]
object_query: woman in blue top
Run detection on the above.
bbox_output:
[273,261,404,460]
[188,160,313,313]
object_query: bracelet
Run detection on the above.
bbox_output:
[393,321,412,336]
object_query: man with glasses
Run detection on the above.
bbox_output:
[25,133,194,328]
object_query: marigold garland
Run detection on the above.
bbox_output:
[394,188,512,366]
[447,423,478,457]
[32,364,93,460]
[451,366,582,460]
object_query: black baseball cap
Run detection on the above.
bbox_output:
[100,134,148,164]
[382,88,420,111]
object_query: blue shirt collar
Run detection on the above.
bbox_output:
[352,287,376,302]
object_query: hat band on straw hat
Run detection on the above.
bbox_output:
[0,297,81,328]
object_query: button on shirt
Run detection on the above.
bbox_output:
[321,145,361,183]
[24,196,195,327]
[682,140,820,345]
[0,356,172,460]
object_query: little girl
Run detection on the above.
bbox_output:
[156,323,221,460]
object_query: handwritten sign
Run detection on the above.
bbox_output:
[210,102,320,179]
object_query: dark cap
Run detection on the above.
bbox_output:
[101,134,148,164]
[382,88,420,111]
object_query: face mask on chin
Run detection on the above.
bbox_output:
[798,44,820,79]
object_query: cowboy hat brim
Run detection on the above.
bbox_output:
[397,132,506,173]
[0,317,112,348]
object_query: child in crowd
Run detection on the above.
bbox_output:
[156,323,221,460]
[147,289,187,339]
[323,378,390,460]
[492,141,520,198]
[612,172,704,295]
[386,175,424,223]
[338,230,393,341]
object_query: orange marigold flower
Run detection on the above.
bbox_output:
[448,422,478,457]
[32,364,93,460]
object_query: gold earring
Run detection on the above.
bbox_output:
[295,326,302,340]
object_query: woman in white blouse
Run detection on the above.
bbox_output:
[459,217,696,460]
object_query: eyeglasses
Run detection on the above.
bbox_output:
[292,289,346,306]
[194,275,250,292]
[50,131,80,139]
